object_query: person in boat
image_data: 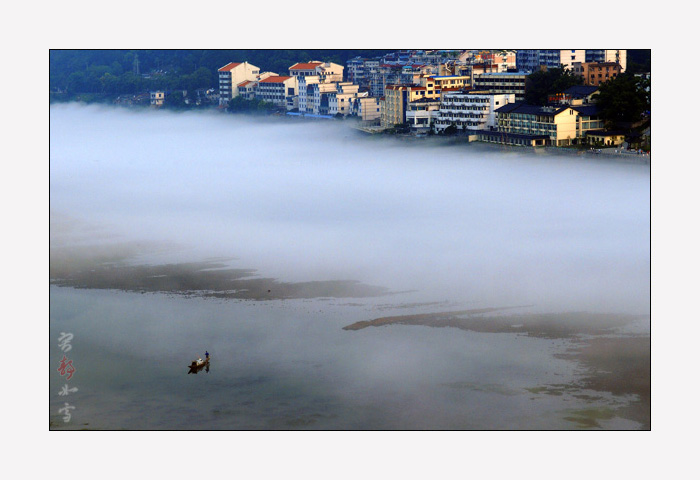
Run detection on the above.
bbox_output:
[205,351,209,360]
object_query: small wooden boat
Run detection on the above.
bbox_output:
[187,354,210,374]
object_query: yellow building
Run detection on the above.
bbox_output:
[381,85,409,127]
[150,91,164,107]
[493,104,579,146]
[426,75,470,91]
[218,62,261,105]
[585,130,626,147]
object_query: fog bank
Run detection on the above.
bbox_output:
[50,104,650,313]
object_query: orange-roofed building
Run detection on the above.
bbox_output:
[292,61,345,114]
[289,61,323,75]
[255,75,299,109]
[218,61,261,105]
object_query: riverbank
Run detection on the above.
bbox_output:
[50,102,651,165]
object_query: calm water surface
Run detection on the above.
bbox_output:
[49,104,650,430]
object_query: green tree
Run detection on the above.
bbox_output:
[594,73,650,126]
[166,91,187,109]
[525,67,584,105]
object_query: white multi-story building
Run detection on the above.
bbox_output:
[218,61,261,105]
[328,83,364,116]
[255,76,298,109]
[406,98,441,131]
[293,61,346,115]
[435,91,515,132]
[289,61,344,82]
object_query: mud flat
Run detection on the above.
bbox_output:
[342,309,647,338]
[50,253,388,300]
[343,309,650,429]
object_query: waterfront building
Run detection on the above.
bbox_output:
[292,61,346,114]
[585,129,627,146]
[150,91,164,107]
[327,83,364,116]
[255,76,298,109]
[406,98,442,131]
[435,91,515,132]
[237,80,256,100]
[380,75,446,128]
[381,85,409,128]
[218,62,261,106]
[355,96,381,122]
[489,102,603,146]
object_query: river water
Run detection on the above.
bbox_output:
[49,104,650,430]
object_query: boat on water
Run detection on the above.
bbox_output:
[187,352,211,374]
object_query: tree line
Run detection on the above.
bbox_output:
[49,50,393,95]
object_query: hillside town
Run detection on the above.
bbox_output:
[55,49,649,154]
[199,49,649,154]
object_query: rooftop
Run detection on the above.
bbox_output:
[476,71,528,76]
[563,85,599,97]
[259,76,293,83]
[289,62,323,70]
[495,102,568,116]
[570,105,600,116]
[219,62,243,72]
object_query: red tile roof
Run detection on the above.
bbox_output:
[289,62,322,70]
[259,76,293,83]
[238,80,253,87]
[219,62,242,72]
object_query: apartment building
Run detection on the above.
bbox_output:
[516,50,585,72]
[235,72,278,101]
[572,62,622,86]
[400,64,438,85]
[150,91,164,107]
[470,50,517,72]
[429,75,470,91]
[218,62,261,105]
[255,76,298,109]
[369,64,403,97]
[381,85,409,128]
[489,102,603,146]
[585,49,626,72]
[289,61,344,82]
[346,57,368,85]
[237,81,256,100]
[292,62,346,114]
[289,61,324,78]
[435,91,515,132]
[380,76,448,128]
[472,72,528,101]
[406,98,442,131]
[356,97,381,122]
